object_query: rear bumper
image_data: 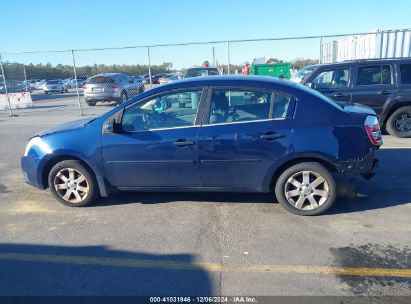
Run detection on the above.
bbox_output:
[332,149,378,179]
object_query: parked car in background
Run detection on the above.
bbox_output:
[62,78,83,90]
[131,76,145,92]
[158,74,176,84]
[292,58,411,138]
[184,67,220,78]
[33,79,47,90]
[140,74,151,85]
[151,73,168,84]
[0,81,32,93]
[42,80,67,94]
[22,76,380,215]
[26,79,40,91]
[84,73,144,106]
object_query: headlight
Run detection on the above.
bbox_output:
[24,137,52,157]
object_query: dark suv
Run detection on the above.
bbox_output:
[291,59,411,138]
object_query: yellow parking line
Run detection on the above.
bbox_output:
[0,252,409,278]
[0,122,57,125]
[380,146,411,149]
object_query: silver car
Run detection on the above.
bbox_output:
[84,73,144,106]
[42,80,67,94]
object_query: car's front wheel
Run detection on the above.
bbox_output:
[386,106,411,138]
[275,162,336,216]
[48,160,99,207]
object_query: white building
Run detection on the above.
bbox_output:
[320,29,411,63]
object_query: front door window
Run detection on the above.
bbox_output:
[311,68,350,89]
[121,90,203,132]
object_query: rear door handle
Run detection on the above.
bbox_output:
[379,90,390,95]
[173,139,195,147]
[260,132,284,140]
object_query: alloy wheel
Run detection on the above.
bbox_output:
[54,168,89,203]
[284,170,329,210]
[394,113,411,132]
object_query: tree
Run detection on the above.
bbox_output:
[291,58,318,70]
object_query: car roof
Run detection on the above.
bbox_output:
[186,66,219,70]
[310,58,411,69]
[148,75,310,95]
[92,73,123,77]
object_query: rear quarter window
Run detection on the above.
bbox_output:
[400,64,411,84]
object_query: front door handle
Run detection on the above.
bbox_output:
[173,139,195,147]
[332,92,348,98]
[260,132,284,140]
[379,90,390,95]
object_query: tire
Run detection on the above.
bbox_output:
[274,162,336,216]
[45,91,49,95]
[48,160,99,207]
[118,91,128,105]
[386,106,411,138]
[86,100,97,106]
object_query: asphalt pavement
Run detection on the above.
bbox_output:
[0,90,409,297]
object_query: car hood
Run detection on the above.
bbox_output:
[34,117,96,137]
[340,102,376,115]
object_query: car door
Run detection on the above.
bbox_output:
[124,75,138,97]
[350,64,396,115]
[308,67,352,102]
[101,88,207,188]
[197,87,295,190]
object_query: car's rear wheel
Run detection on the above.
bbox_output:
[48,160,99,207]
[386,106,411,138]
[275,162,336,216]
[118,91,128,105]
[86,100,96,106]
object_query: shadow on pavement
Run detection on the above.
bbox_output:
[96,148,410,215]
[0,243,212,296]
[329,148,411,214]
[31,92,82,102]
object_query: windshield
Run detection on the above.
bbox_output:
[290,66,316,83]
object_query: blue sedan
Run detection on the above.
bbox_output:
[21,76,381,215]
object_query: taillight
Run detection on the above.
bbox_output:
[364,116,382,146]
[109,85,118,88]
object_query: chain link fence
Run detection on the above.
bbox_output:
[1,29,410,117]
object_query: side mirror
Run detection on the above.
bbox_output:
[103,122,114,134]
[306,82,314,89]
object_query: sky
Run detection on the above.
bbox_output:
[1,0,410,69]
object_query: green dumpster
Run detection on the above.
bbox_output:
[250,63,291,79]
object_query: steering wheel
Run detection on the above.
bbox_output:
[227,107,240,122]
[142,112,158,129]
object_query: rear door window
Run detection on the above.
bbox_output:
[399,64,411,84]
[206,88,294,125]
[357,65,392,85]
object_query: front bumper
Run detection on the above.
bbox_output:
[21,155,46,190]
